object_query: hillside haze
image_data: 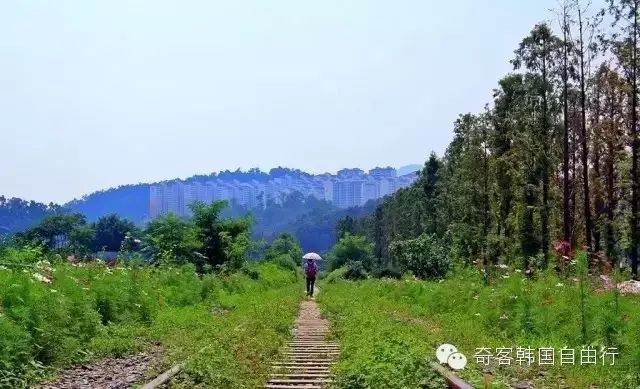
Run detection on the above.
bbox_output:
[2,165,420,251]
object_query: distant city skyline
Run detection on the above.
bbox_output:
[1,0,566,204]
[1,164,421,205]
[149,166,418,220]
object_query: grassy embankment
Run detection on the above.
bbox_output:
[0,260,302,388]
[318,268,640,388]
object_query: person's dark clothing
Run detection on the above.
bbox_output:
[303,260,319,297]
[306,276,316,296]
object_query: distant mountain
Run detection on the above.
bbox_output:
[397,164,422,176]
[64,168,315,223]
[4,166,407,251]
[66,184,151,224]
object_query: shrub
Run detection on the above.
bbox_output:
[372,265,403,279]
[270,253,299,271]
[328,234,374,271]
[343,261,367,280]
[0,244,44,265]
[389,234,450,279]
[265,233,303,262]
[240,262,260,280]
[323,267,348,283]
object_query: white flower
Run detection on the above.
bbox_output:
[50,289,58,293]
[502,275,510,279]
[32,273,51,283]
[474,313,481,316]
[556,283,564,287]
[500,314,509,320]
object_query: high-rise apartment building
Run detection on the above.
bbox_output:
[148,168,419,217]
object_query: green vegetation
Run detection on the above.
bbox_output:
[0,197,62,236]
[319,268,640,388]
[0,256,301,388]
[7,2,640,387]
[14,200,253,272]
[338,0,640,281]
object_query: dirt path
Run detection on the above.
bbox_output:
[265,295,339,389]
[38,348,162,389]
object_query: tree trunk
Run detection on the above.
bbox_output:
[578,7,593,252]
[563,7,572,244]
[541,40,550,266]
[632,2,639,279]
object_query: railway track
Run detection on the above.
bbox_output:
[266,299,339,389]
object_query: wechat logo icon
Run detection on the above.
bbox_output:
[436,343,467,370]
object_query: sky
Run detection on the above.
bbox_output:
[1,0,568,204]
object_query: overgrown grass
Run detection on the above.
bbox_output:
[318,268,640,388]
[0,260,302,388]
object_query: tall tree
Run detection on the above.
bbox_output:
[576,0,595,251]
[91,213,138,252]
[560,1,574,244]
[512,23,563,266]
[420,152,442,235]
[591,64,628,263]
[608,0,640,278]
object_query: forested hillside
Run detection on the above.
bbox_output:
[0,197,61,235]
[64,168,319,224]
[346,2,640,280]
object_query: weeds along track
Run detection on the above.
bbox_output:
[266,299,339,389]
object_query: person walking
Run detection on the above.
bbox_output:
[303,253,320,297]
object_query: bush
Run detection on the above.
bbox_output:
[328,234,374,271]
[270,253,299,271]
[372,265,403,279]
[389,234,450,279]
[0,244,44,265]
[240,262,260,280]
[343,261,367,280]
[322,267,348,283]
[265,233,303,262]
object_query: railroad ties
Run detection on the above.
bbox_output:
[266,299,339,389]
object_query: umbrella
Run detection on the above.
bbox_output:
[303,252,322,260]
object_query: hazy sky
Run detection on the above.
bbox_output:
[2,0,566,204]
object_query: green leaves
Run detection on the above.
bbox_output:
[389,234,450,280]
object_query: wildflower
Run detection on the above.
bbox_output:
[50,289,58,293]
[500,314,509,320]
[502,275,510,279]
[556,283,564,287]
[33,273,51,283]
[514,269,522,273]
[474,313,481,316]
[497,264,508,269]
[473,295,479,300]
